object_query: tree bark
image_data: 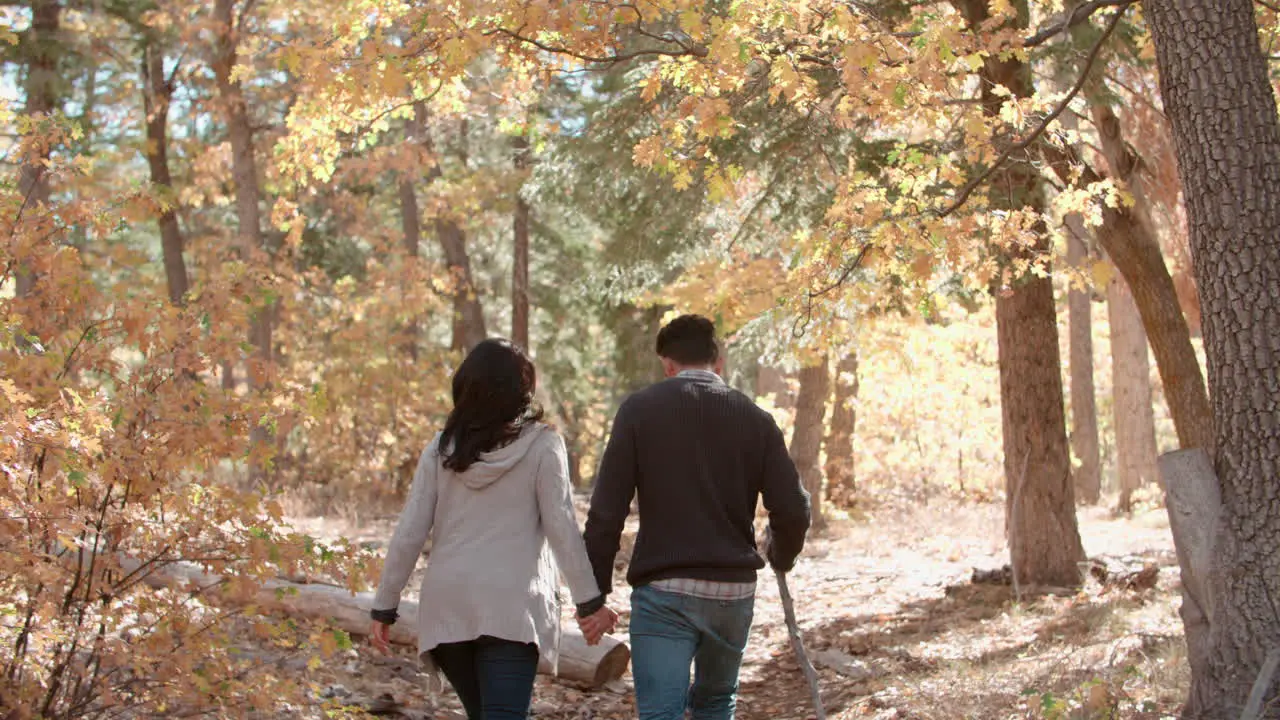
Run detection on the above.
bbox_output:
[398,104,427,361]
[15,0,61,299]
[511,132,531,350]
[754,366,796,409]
[1107,272,1160,514]
[213,0,274,474]
[823,352,859,508]
[1160,448,1219,708]
[423,126,486,353]
[141,42,189,306]
[1088,100,1214,456]
[1044,141,1211,460]
[611,304,666,396]
[956,0,1085,587]
[1144,0,1280,715]
[1066,216,1102,505]
[790,356,830,530]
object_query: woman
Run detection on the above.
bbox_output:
[368,339,616,719]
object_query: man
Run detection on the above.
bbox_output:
[576,314,811,720]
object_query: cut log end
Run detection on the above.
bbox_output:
[584,642,631,687]
[538,631,632,687]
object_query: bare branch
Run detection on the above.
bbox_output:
[488,27,708,64]
[888,0,1136,46]
[936,3,1128,218]
[811,242,875,300]
[1023,0,1138,47]
[1241,649,1280,720]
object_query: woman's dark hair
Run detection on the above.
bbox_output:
[439,339,544,472]
[655,314,719,366]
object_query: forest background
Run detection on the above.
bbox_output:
[2,0,1277,717]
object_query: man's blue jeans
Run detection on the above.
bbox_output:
[630,584,755,720]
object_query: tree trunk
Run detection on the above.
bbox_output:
[213,0,274,474]
[1107,272,1159,514]
[611,304,666,396]
[424,134,486,353]
[822,352,859,508]
[79,63,97,148]
[398,104,426,361]
[754,366,796,409]
[956,0,1085,588]
[1066,215,1102,505]
[1145,0,1280,715]
[1044,141,1211,460]
[15,0,60,299]
[397,176,421,361]
[511,132,531,350]
[1089,100,1214,456]
[790,356,830,531]
[141,42,189,306]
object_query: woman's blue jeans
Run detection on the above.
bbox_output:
[431,635,540,720]
[629,584,755,720]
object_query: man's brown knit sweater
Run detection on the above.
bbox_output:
[582,372,811,599]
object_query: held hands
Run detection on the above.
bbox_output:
[576,605,618,646]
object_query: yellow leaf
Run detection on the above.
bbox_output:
[672,167,694,191]
[280,47,302,75]
[1090,260,1117,289]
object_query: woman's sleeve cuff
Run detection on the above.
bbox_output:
[370,607,399,625]
[575,594,606,618]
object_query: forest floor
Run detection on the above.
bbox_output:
[281,498,1187,720]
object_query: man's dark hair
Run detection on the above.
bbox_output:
[655,314,719,366]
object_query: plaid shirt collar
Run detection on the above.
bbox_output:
[676,368,724,385]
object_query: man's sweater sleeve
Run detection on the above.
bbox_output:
[760,415,810,572]
[582,400,638,597]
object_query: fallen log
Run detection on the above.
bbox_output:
[109,554,631,688]
[1087,554,1160,592]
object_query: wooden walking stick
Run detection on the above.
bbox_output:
[775,569,827,720]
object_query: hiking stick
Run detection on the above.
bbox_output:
[775,569,827,720]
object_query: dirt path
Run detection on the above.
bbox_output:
[285,501,1186,719]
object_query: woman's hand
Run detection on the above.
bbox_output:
[368,620,392,655]
[577,605,618,646]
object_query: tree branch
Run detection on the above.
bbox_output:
[887,0,1135,46]
[1023,0,1138,47]
[488,27,708,64]
[936,3,1127,218]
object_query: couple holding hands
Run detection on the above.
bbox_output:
[368,315,811,720]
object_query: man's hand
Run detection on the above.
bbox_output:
[577,605,618,646]
[368,620,392,655]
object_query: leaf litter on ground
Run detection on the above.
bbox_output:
[259,499,1185,719]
